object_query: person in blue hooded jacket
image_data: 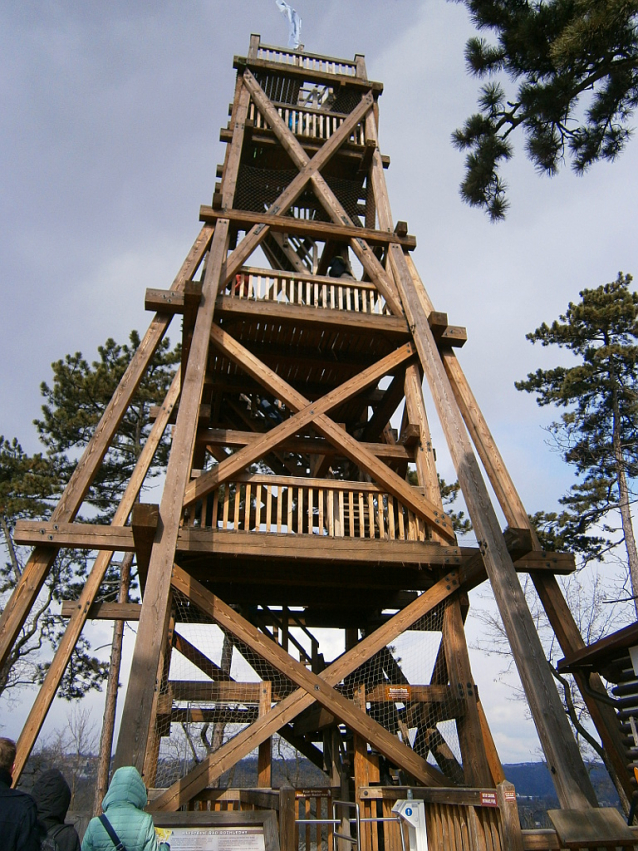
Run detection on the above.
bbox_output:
[81,766,168,851]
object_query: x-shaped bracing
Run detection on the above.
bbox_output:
[149,562,486,811]
[214,71,404,317]
[185,327,454,540]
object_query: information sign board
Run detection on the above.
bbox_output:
[155,826,265,851]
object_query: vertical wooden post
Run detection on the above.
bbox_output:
[496,781,524,851]
[258,681,272,788]
[114,78,252,775]
[143,608,176,786]
[441,346,634,803]
[367,100,597,808]
[442,598,493,788]
[279,787,297,851]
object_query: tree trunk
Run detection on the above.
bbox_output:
[612,388,638,617]
[93,551,134,814]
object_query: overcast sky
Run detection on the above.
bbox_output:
[2,1,637,766]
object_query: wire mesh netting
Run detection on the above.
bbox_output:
[152,586,464,790]
[234,165,366,225]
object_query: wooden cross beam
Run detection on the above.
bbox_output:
[186,580,445,787]
[184,341,415,500]
[0,228,210,676]
[11,370,181,782]
[149,562,483,811]
[215,79,376,289]
[185,328,454,540]
[241,70,404,317]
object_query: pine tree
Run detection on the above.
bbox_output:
[516,273,638,612]
[453,0,638,219]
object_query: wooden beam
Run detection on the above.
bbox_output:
[201,326,454,540]
[0,227,209,674]
[12,370,181,782]
[60,601,142,620]
[149,566,469,810]
[442,598,493,787]
[169,566,448,787]
[200,207,416,250]
[132,503,160,593]
[234,55,384,93]
[213,295,410,337]
[173,631,232,681]
[196,428,413,462]
[184,339,416,503]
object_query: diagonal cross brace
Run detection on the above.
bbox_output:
[185,328,454,539]
[169,567,448,786]
[184,340,415,500]
[216,76,376,288]
[148,564,475,811]
[242,70,404,317]
[0,226,212,674]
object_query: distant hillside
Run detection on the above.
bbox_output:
[504,762,619,807]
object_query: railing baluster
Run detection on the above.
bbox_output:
[327,490,334,537]
[212,490,219,529]
[388,495,396,540]
[368,493,375,537]
[244,483,251,531]
[286,485,293,533]
[377,494,385,539]
[308,487,313,534]
[408,510,416,541]
[359,492,365,538]
[223,485,230,530]
[319,488,324,535]
[233,483,242,530]
[338,490,345,537]
[297,486,304,534]
[255,483,262,530]
[276,485,283,533]
[266,485,273,531]
[398,501,406,540]
[348,491,355,537]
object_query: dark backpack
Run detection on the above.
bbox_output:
[41,823,66,851]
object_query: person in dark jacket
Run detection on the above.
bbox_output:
[32,768,81,851]
[0,737,42,851]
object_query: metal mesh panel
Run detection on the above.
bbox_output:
[153,586,298,789]
[234,165,365,225]
[345,604,464,785]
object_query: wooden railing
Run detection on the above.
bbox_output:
[256,45,358,77]
[248,101,366,145]
[225,267,392,316]
[295,788,336,851]
[197,475,430,542]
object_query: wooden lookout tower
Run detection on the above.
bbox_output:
[4,35,637,850]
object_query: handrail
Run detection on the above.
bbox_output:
[248,100,365,145]
[225,267,392,316]
[200,479,431,541]
[256,45,358,77]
